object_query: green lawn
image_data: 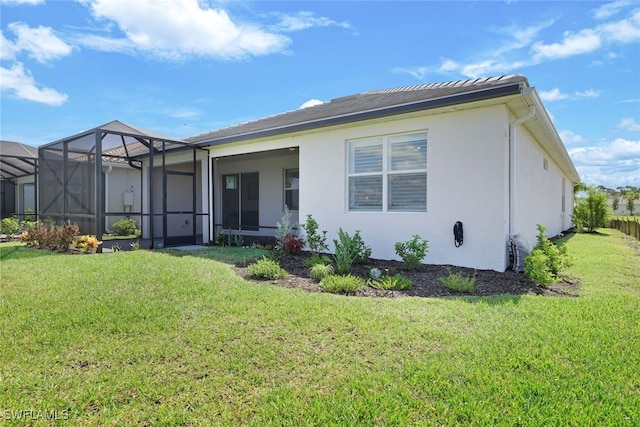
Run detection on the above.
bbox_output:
[1,230,639,426]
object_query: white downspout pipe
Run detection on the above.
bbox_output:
[509,103,535,236]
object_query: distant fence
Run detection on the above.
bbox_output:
[610,217,640,241]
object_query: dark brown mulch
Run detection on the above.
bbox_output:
[235,252,580,299]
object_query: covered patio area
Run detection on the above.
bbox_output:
[0,140,38,220]
[38,121,209,248]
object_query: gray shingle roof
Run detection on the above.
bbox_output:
[187,74,529,145]
[0,140,38,179]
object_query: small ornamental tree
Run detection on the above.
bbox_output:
[301,214,328,255]
[573,186,610,232]
[625,191,639,216]
[612,195,619,213]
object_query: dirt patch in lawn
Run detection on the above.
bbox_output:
[235,252,579,298]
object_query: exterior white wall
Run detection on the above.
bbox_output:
[512,123,575,247]
[103,164,141,231]
[212,149,299,239]
[204,102,577,271]
[299,105,509,271]
[208,105,510,271]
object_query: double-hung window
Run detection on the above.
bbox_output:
[348,132,427,212]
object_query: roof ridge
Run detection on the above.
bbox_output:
[362,74,525,95]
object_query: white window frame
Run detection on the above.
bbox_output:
[284,168,299,211]
[347,131,427,213]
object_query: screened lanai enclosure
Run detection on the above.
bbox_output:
[38,121,209,249]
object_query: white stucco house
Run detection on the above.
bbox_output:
[31,74,579,271]
[189,74,579,272]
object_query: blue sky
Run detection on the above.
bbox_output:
[1,0,639,189]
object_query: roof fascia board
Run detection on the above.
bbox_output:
[197,83,523,147]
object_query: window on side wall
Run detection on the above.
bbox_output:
[348,132,427,212]
[284,168,299,211]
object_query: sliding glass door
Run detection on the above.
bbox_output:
[222,172,259,231]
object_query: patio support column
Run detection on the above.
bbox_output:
[148,140,154,249]
[192,146,197,241]
[95,130,104,240]
[162,140,167,247]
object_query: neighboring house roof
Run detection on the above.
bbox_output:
[186,74,528,145]
[187,74,580,183]
[0,140,38,180]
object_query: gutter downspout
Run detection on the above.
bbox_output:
[508,98,535,237]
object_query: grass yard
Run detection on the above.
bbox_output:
[1,229,639,425]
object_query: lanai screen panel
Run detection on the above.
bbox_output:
[67,134,97,234]
[39,133,98,235]
[39,141,65,222]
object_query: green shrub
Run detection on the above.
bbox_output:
[23,208,36,222]
[370,274,412,290]
[0,217,21,236]
[573,186,610,232]
[301,214,328,255]
[524,224,573,286]
[216,229,244,247]
[320,274,366,294]
[111,218,140,237]
[394,235,429,269]
[524,249,555,285]
[19,220,79,252]
[247,257,287,280]
[309,263,334,282]
[333,228,371,274]
[438,270,476,293]
[303,254,333,268]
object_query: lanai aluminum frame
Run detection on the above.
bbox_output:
[0,140,38,220]
[38,121,208,248]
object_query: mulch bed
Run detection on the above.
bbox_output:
[235,252,580,298]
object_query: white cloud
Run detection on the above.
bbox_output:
[439,59,458,72]
[569,138,640,187]
[7,22,73,64]
[406,7,639,81]
[539,87,569,101]
[532,10,640,61]
[0,30,18,60]
[539,87,601,102]
[391,66,428,80]
[617,117,640,132]
[575,89,600,98]
[592,1,632,20]
[598,9,640,43]
[0,0,44,5]
[0,62,68,106]
[532,29,602,61]
[299,99,324,109]
[559,130,585,145]
[0,23,72,106]
[80,0,291,60]
[271,11,353,33]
